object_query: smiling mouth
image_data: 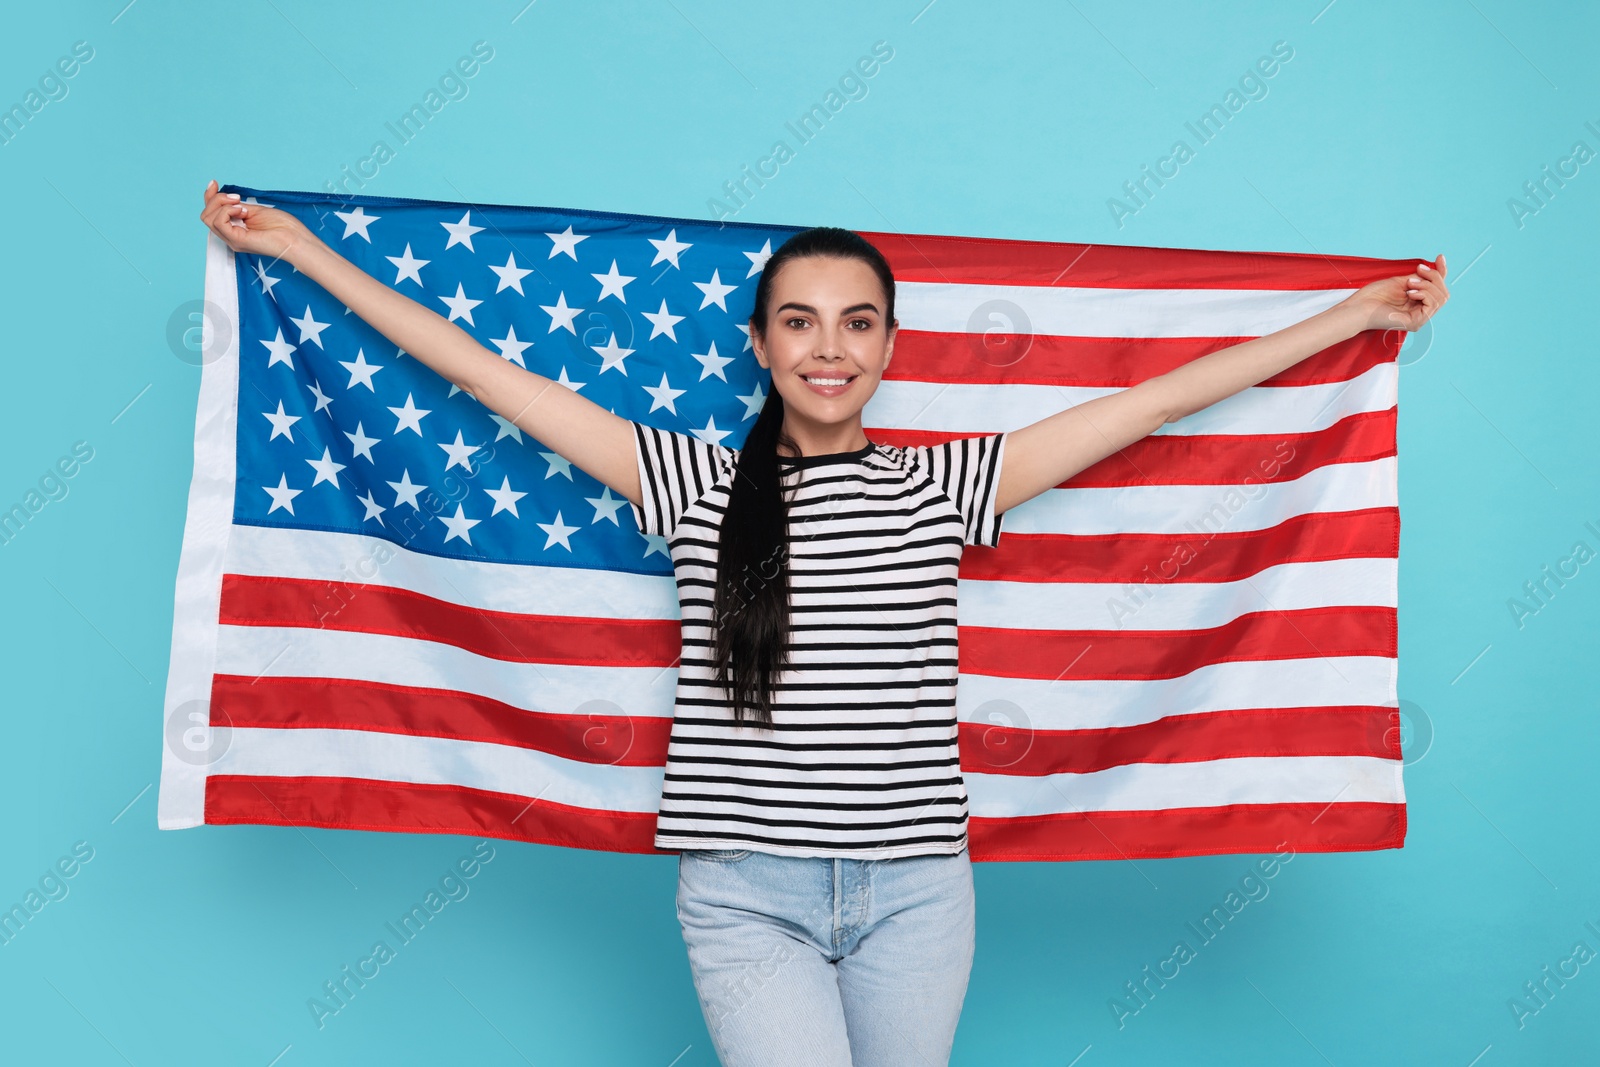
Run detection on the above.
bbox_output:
[800,374,857,388]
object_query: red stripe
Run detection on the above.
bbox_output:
[877,408,1394,490]
[960,706,1401,775]
[962,606,1396,680]
[964,507,1398,585]
[861,228,1421,291]
[204,774,661,853]
[203,774,1404,861]
[218,574,680,666]
[882,329,1394,387]
[211,675,671,766]
[969,801,1405,861]
[219,581,1394,677]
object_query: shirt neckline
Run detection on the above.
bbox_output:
[775,440,878,468]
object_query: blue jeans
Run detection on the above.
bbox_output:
[676,845,976,1066]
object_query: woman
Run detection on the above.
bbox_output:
[199,180,1447,1065]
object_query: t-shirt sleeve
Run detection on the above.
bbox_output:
[629,420,734,539]
[911,432,1009,548]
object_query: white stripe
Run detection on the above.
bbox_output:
[213,624,678,718]
[224,524,679,621]
[158,235,240,831]
[955,655,1394,732]
[867,361,1394,437]
[966,754,1404,817]
[960,557,1397,632]
[1005,456,1396,536]
[897,280,1354,338]
[216,727,665,814]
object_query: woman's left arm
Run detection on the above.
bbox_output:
[993,254,1450,515]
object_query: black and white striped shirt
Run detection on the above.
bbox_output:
[630,420,1009,859]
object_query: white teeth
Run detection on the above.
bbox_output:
[802,375,853,386]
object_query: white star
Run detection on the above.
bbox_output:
[541,291,583,334]
[490,324,532,367]
[386,243,429,286]
[736,381,767,420]
[334,205,381,241]
[388,469,426,509]
[591,260,636,303]
[260,328,296,369]
[642,373,686,414]
[437,504,481,545]
[251,259,283,300]
[642,299,685,341]
[742,239,774,278]
[441,211,485,251]
[290,305,331,349]
[344,421,378,462]
[338,348,384,391]
[357,489,386,525]
[693,269,737,311]
[305,379,334,414]
[438,283,483,326]
[537,510,578,551]
[640,531,670,559]
[387,393,432,436]
[736,322,753,351]
[538,452,574,480]
[552,365,588,392]
[649,228,693,268]
[438,430,479,472]
[262,474,302,515]
[484,476,528,517]
[590,333,635,377]
[306,446,347,489]
[262,400,301,442]
[546,225,588,260]
[692,340,734,382]
[690,416,732,447]
[586,486,628,526]
[489,252,534,294]
[489,414,523,443]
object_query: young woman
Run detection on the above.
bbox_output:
[199,180,1447,1066]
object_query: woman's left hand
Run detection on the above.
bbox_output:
[1349,253,1449,332]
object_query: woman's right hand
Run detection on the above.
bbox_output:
[199,179,310,260]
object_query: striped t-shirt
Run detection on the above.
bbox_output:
[629,420,1009,860]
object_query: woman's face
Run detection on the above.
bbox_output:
[750,255,896,428]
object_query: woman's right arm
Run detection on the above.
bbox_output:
[199,181,642,508]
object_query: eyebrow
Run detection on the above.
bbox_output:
[775,301,881,317]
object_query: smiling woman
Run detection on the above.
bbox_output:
[198,180,1446,1066]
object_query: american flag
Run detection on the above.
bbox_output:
[159,184,1412,861]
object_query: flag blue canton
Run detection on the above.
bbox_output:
[226,187,799,573]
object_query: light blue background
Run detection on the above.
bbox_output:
[2,1,1596,1063]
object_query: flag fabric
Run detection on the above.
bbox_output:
[159,184,1413,861]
